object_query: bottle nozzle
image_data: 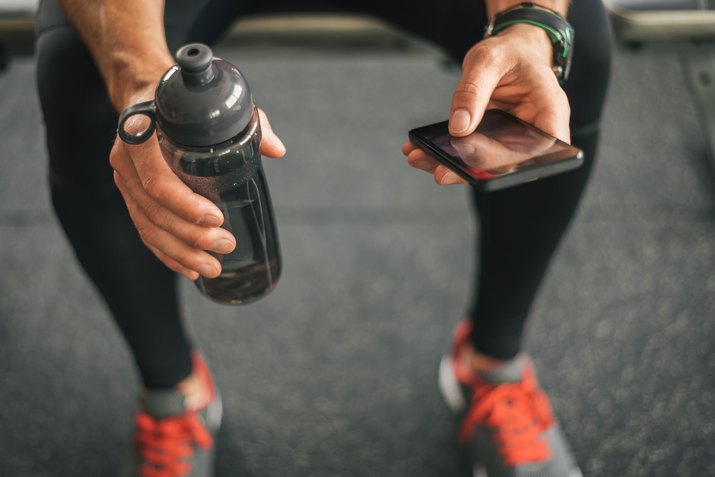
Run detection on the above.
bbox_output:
[176,43,215,85]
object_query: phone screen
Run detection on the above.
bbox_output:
[409,110,583,191]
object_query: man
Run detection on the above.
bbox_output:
[35,0,611,475]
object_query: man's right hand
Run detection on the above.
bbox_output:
[110,99,286,281]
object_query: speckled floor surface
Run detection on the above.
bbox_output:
[1,37,714,477]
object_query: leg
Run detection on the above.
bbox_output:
[35,0,249,390]
[469,1,613,359]
[365,1,612,475]
[356,0,611,358]
[36,1,247,475]
[36,12,192,389]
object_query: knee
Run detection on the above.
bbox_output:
[36,27,105,118]
[36,27,117,188]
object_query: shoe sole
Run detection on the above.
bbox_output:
[438,354,467,416]
[472,466,583,477]
[206,389,224,433]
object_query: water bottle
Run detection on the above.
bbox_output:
[117,43,281,305]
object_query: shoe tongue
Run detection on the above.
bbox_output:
[140,390,187,419]
[479,357,524,384]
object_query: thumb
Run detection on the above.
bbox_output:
[449,54,503,137]
[257,108,286,158]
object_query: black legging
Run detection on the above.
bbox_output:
[35,0,612,388]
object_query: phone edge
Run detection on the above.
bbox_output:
[408,130,488,191]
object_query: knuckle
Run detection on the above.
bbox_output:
[141,174,164,200]
[550,89,571,121]
[136,224,155,246]
[142,200,165,225]
[465,43,499,69]
[112,171,124,191]
[406,151,420,165]
[108,146,122,170]
[142,201,172,230]
[113,172,130,197]
[175,250,199,269]
[453,80,484,101]
[187,229,209,250]
[109,154,120,171]
[408,154,431,171]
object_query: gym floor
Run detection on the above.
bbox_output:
[1,19,714,477]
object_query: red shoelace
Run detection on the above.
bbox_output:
[135,411,213,477]
[451,321,554,467]
[459,369,555,466]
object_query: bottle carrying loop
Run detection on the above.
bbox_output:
[118,100,158,145]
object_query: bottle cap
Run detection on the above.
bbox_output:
[154,43,254,147]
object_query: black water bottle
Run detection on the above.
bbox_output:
[117,43,281,305]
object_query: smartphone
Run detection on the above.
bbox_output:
[409,109,583,192]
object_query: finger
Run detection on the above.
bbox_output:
[147,243,200,281]
[449,46,505,137]
[115,173,223,278]
[407,150,466,185]
[114,171,198,279]
[531,100,571,144]
[112,146,225,237]
[114,168,235,255]
[452,133,516,169]
[402,140,419,156]
[131,204,223,278]
[434,165,467,185]
[110,136,224,227]
[407,150,439,173]
[257,108,286,158]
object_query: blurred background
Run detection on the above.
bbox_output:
[1,1,715,476]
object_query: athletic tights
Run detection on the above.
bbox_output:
[35,0,612,389]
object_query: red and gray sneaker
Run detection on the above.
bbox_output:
[438,321,582,477]
[127,353,223,477]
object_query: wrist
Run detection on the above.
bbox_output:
[485,3,574,83]
[492,23,553,67]
[107,52,174,111]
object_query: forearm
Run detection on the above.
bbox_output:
[485,0,569,17]
[58,0,174,110]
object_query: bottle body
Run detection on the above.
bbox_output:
[158,108,282,304]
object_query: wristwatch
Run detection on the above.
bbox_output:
[484,2,574,84]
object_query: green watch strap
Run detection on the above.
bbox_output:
[485,3,574,83]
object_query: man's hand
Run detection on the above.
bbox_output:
[57,0,290,280]
[404,23,570,185]
[111,95,286,281]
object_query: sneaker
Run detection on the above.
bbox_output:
[128,353,223,477]
[438,321,582,477]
